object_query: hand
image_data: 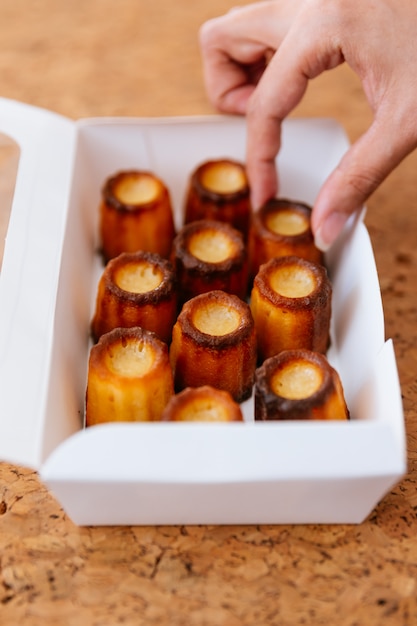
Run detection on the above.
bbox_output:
[200,1,300,115]
[200,0,417,250]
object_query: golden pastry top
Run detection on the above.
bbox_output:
[188,227,238,264]
[192,299,241,336]
[114,259,164,294]
[270,358,323,400]
[265,207,309,236]
[199,160,247,195]
[113,172,161,206]
[162,386,243,422]
[269,261,317,298]
[104,336,156,377]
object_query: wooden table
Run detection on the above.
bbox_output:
[0,1,416,624]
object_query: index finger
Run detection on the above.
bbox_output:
[199,1,303,115]
[200,36,269,114]
[246,21,343,208]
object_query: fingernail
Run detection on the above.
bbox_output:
[314,212,349,252]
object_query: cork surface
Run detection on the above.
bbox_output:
[1,1,417,624]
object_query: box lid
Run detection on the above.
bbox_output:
[0,98,75,468]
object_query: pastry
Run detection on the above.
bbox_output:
[250,256,332,361]
[170,290,257,402]
[254,349,349,421]
[248,198,323,278]
[184,159,251,237]
[85,326,174,426]
[91,251,177,344]
[161,385,244,422]
[99,170,175,261]
[171,219,248,303]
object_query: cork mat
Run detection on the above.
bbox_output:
[0,1,417,624]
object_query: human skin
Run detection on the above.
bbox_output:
[199,0,417,250]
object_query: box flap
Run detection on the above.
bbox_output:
[0,98,76,469]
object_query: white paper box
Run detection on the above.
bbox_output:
[0,98,406,525]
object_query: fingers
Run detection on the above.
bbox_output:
[243,1,417,250]
[199,12,264,113]
[201,0,417,252]
[312,116,417,250]
[199,1,302,114]
[246,28,325,209]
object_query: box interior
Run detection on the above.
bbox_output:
[45,116,402,446]
[67,116,386,420]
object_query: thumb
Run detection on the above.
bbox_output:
[312,118,412,251]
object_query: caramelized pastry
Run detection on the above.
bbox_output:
[184,159,251,237]
[99,170,175,261]
[162,385,244,422]
[85,326,174,426]
[250,256,332,361]
[171,219,248,303]
[255,349,349,421]
[91,251,177,344]
[248,198,323,278]
[170,290,257,402]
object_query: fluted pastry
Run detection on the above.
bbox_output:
[248,198,323,278]
[250,256,332,361]
[184,159,251,237]
[162,385,244,422]
[99,170,175,261]
[91,251,177,344]
[171,219,248,303]
[85,326,174,426]
[170,290,257,402]
[255,349,349,421]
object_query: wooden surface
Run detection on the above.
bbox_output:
[1,1,417,624]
